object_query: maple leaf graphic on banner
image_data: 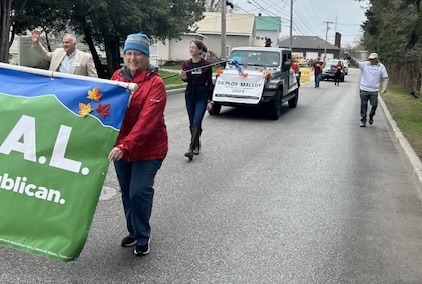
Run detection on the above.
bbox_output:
[87,87,102,101]
[96,104,110,118]
[78,103,93,117]
[78,86,111,118]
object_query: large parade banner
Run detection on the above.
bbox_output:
[0,63,135,262]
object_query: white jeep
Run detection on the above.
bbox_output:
[210,46,300,120]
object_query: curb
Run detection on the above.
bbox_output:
[166,88,185,95]
[379,95,422,198]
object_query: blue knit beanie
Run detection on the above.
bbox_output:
[123,32,150,57]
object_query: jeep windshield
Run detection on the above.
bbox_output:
[230,50,280,68]
[326,60,342,66]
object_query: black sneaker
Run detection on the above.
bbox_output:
[134,239,150,256]
[121,236,136,247]
[184,150,193,160]
[369,114,374,125]
[360,121,366,127]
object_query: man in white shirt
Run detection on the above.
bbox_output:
[345,52,389,127]
[32,30,98,78]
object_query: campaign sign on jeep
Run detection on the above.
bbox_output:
[213,71,265,104]
[0,64,130,262]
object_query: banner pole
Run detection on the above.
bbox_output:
[161,59,233,80]
[0,62,137,91]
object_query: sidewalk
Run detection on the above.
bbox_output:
[160,68,179,73]
[160,67,186,93]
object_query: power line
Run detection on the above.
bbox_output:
[232,8,287,25]
[246,0,281,18]
[292,7,317,35]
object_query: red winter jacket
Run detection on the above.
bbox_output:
[111,66,168,161]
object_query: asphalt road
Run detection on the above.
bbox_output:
[2,69,422,283]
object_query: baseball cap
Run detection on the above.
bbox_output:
[368,53,379,60]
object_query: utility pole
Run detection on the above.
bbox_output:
[323,21,333,61]
[289,0,293,50]
[221,0,227,59]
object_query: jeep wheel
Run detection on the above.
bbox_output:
[288,90,298,108]
[268,92,281,120]
[208,103,221,115]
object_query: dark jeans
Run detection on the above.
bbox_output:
[314,73,322,87]
[185,95,208,128]
[114,159,163,245]
[360,89,378,122]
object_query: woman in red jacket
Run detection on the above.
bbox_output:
[108,32,168,256]
[180,40,214,160]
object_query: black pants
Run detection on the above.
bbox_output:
[334,73,341,85]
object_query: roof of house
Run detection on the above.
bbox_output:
[255,16,281,32]
[278,36,340,50]
[194,12,255,36]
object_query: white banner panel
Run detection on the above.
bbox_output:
[213,74,265,105]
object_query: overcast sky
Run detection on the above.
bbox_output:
[231,0,369,46]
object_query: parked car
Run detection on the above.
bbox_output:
[341,59,349,75]
[321,59,345,81]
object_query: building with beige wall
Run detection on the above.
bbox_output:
[156,12,256,63]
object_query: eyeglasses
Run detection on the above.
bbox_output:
[125,51,145,57]
[369,58,377,60]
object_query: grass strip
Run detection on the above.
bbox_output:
[382,83,422,159]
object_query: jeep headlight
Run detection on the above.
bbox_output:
[266,81,278,90]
